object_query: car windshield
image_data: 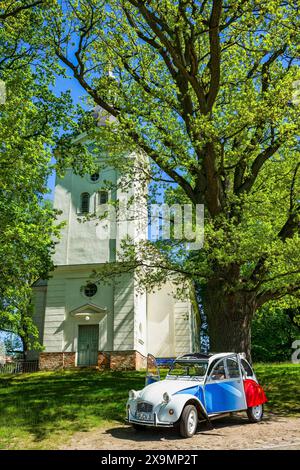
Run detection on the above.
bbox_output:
[167,360,208,379]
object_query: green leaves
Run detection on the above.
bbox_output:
[1,1,299,348]
[0,3,71,347]
[39,1,300,312]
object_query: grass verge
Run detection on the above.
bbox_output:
[0,363,299,449]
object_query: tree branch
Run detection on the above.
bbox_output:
[127,0,208,113]
[236,141,281,195]
[257,281,300,307]
[206,0,222,111]
[0,0,44,20]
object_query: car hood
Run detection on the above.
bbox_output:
[138,378,203,402]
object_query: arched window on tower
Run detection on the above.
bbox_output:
[80,192,90,213]
[98,190,108,205]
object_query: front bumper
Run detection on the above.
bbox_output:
[126,409,174,427]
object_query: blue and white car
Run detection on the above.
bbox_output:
[126,353,267,438]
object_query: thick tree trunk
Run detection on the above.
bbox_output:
[202,280,256,362]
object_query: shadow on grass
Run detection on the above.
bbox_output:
[0,370,145,443]
[0,363,299,445]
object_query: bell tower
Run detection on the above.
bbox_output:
[53,162,116,266]
[30,126,198,369]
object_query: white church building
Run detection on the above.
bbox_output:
[31,137,199,370]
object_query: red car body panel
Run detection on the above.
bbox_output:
[243,378,267,407]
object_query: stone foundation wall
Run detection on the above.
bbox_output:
[63,352,76,368]
[39,352,75,370]
[108,351,146,370]
[39,351,146,370]
[97,352,110,369]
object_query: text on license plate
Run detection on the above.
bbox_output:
[136,412,153,421]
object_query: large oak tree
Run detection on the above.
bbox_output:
[40,0,300,358]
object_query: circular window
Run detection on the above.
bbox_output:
[84,283,98,297]
[90,172,99,182]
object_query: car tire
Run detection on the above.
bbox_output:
[247,404,264,423]
[179,405,198,438]
[132,423,146,431]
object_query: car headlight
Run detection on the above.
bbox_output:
[163,392,170,403]
[129,389,138,399]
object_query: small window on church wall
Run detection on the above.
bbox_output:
[80,192,90,213]
[90,172,99,182]
[98,190,108,204]
[84,283,98,297]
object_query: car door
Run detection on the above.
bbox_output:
[204,355,247,414]
[240,358,256,380]
[145,353,160,385]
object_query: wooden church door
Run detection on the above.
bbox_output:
[78,325,99,366]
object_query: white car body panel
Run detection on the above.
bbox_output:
[127,379,207,426]
[138,378,204,402]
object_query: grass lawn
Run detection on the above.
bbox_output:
[0,363,299,450]
[254,363,300,416]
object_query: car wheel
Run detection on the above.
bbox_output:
[179,405,198,438]
[132,423,146,431]
[247,404,264,423]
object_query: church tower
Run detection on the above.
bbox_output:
[31,135,199,370]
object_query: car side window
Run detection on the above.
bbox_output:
[209,360,226,381]
[241,359,254,377]
[226,358,240,379]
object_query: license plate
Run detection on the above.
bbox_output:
[136,412,153,421]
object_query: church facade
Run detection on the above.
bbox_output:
[31,145,199,370]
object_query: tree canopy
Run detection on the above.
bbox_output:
[1,0,300,356]
[0,1,72,348]
[34,0,300,356]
